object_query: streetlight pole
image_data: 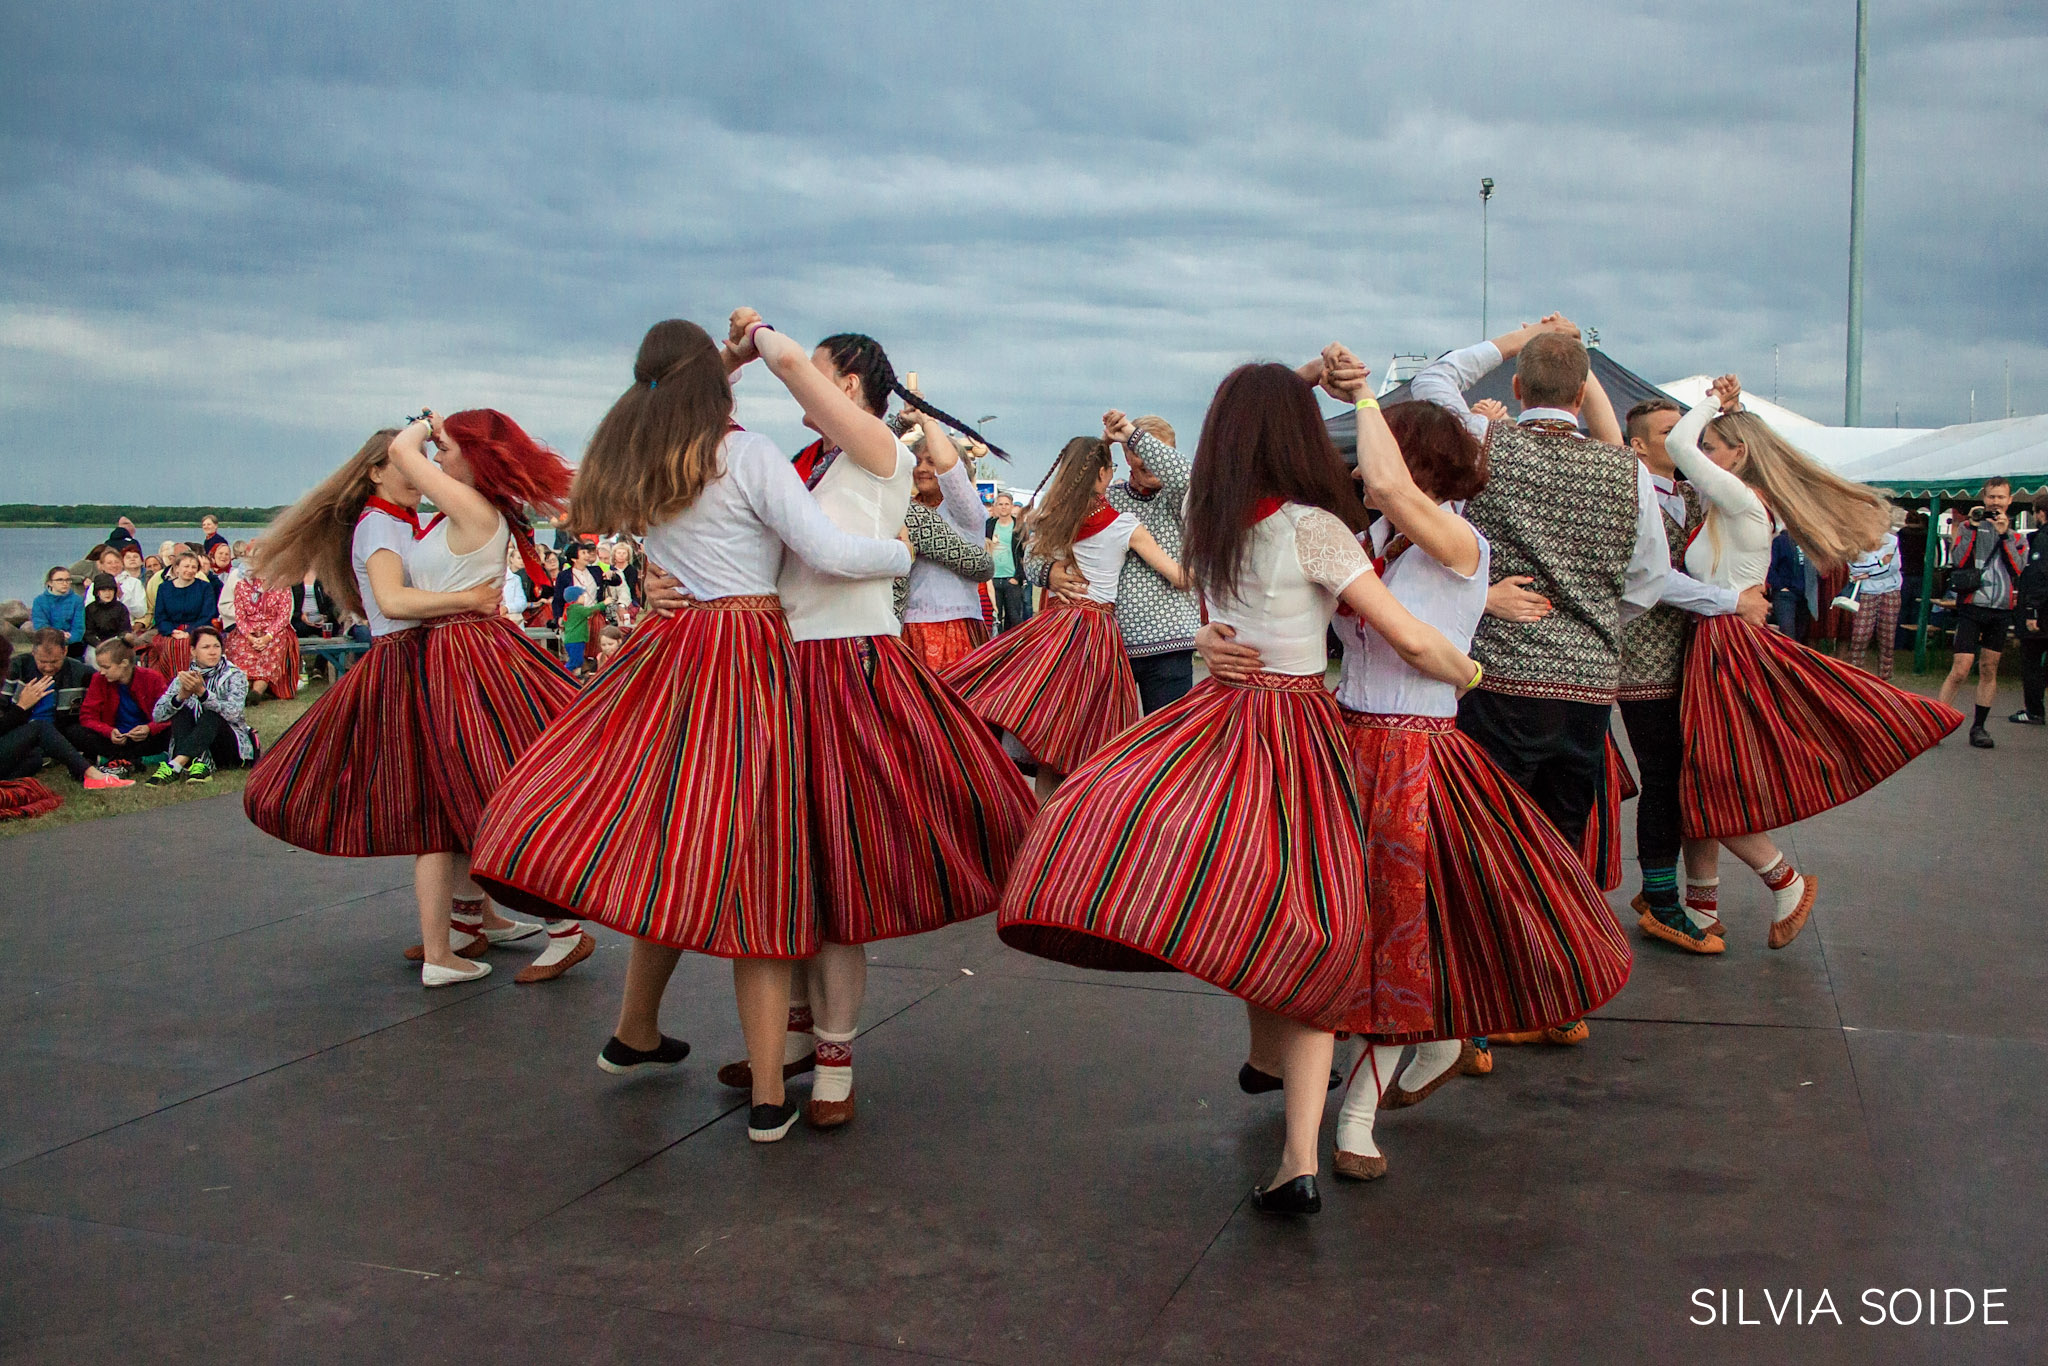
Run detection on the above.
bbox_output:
[1844,0,1870,425]
[1480,178,1495,337]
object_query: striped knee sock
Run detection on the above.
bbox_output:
[1640,862,1679,910]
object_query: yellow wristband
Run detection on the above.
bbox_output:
[1355,395,1380,412]
[1467,661,1484,691]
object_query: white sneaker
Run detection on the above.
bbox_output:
[422,959,492,988]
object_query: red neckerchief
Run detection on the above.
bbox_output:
[1075,500,1121,541]
[360,497,445,541]
[792,438,834,490]
[1248,496,1284,525]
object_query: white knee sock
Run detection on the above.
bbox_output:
[529,919,584,968]
[1397,1039,1463,1094]
[1758,857,1806,923]
[812,1027,855,1103]
[1682,877,1721,933]
[450,905,483,951]
[1334,1045,1403,1156]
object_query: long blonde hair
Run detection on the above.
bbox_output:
[253,429,399,618]
[1704,411,1889,570]
[572,319,733,536]
[1023,437,1112,563]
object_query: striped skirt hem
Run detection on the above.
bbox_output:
[943,599,1139,775]
[418,612,581,849]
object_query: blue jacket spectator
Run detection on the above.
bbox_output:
[30,566,86,649]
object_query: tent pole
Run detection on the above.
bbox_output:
[1913,493,1939,673]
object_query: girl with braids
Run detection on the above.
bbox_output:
[998,360,1477,1216]
[468,318,909,1143]
[943,437,1188,799]
[694,315,1032,1130]
[1668,376,1960,950]
[243,432,508,985]
[381,410,596,984]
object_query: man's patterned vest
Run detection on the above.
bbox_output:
[1465,419,1639,704]
[1618,479,1705,701]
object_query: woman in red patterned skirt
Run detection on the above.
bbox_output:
[1668,376,1962,948]
[381,410,597,985]
[224,556,299,701]
[1199,384,1630,1183]
[1000,361,1478,1215]
[468,317,911,1143]
[244,432,510,985]
[945,436,1187,800]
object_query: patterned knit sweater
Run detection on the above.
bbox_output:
[1618,481,1705,701]
[1465,420,1640,704]
[1026,430,1201,657]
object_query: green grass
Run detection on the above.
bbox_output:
[0,680,326,838]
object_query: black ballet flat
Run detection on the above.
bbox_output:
[1250,1175,1322,1215]
[1237,1063,1343,1095]
[597,1034,691,1075]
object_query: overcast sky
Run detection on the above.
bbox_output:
[3,2,2044,504]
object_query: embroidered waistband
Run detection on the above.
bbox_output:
[1339,709,1457,733]
[679,594,784,612]
[1220,670,1330,694]
[1047,597,1115,614]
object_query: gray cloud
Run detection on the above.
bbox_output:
[3,1,2043,502]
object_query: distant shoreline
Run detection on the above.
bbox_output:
[0,505,283,528]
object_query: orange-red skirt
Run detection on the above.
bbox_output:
[244,629,460,857]
[470,598,815,958]
[1581,733,1638,892]
[795,634,1034,943]
[147,633,193,678]
[902,617,989,675]
[1681,614,1962,838]
[417,613,580,848]
[943,599,1138,774]
[999,674,1372,1033]
[0,778,61,821]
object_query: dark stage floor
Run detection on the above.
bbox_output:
[3,714,2041,1364]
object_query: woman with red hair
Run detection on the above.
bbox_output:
[383,410,597,984]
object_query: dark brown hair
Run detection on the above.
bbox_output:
[1624,397,1682,444]
[572,320,733,536]
[1383,401,1489,503]
[1517,334,1590,409]
[1024,438,1113,562]
[1182,363,1369,602]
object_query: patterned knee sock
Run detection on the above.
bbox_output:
[1682,877,1720,933]
[812,1027,854,1103]
[1640,862,1680,910]
[449,898,484,948]
[786,1004,817,1066]
[1758,857,1807,923]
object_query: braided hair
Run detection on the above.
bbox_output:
[816,332,1011,461]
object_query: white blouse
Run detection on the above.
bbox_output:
[780,439,916,642]
[409,514,510,594]
[1207,504,1372,676]
[1068,512,1141,606]
[1335,510,1489,719]
[904,458,990,623]
[643,429,911,602]
[352,511,422,637]
[1667,404,1774,591]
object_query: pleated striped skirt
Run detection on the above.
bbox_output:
[1581,732,1638,892]
[417,612,581,848]
[244,628,460,857]
[795,633,1035,943]
[0,778,62,822]
[998,673,1372,1034]
[943,598,1139,775]
[1341,711,1634,1042]
[147,633,194,679]
[1680,614,1963,839]
[469,597,815,958]
[902,617,989,675]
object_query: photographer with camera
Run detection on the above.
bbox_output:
[1938,477,2027,748]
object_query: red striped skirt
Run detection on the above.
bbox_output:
[243,629,460,857]
[1580,732,1638,892]
[0,778,61,821]
[902,617,990,675]
[942,598,1139,775]
[148,633,193,678]
[1341,711,1633,1041]
[795,634,1035,943]
[417,612,581,848]
[469,597,816,958]
[1681,614,1964,839]
[999,673,1372,1033]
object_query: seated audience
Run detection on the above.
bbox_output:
[226,564,298,700]
[0,629,134,789]
[199,515,228,555]
[83,574,138,651]
[211,542,240,626]
[149,552,221,675]
[147,626,258,783]
[290,570,340,638]
[31,567,87,657]
[80,639,171,771]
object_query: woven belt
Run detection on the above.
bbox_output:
[1220,670,1330,694]
[1046,597,1115,615]
[1339,708,1457,733]
[677,594,783,612]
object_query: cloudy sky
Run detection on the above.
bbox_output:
[3,2,2043,504]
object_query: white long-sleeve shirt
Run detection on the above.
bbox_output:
[903,457,990,624]
[1665,402,1774,592]
[1411,339,1671,623]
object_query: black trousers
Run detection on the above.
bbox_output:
[168,708,246,768]
[993,577,1033,634]
[2017,631,2048,717]
[1455,689,1611,848]
[0,718,96,781]
[1618,695,1684,866]
[1128,649,1195,715]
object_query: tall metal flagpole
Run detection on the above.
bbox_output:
[1480,178,1495,336]
[1844,0,1870,425]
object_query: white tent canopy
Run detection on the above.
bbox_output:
[1829,414,2048,497]
[1658,376,1930,470]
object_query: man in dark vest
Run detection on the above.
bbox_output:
[1412,315,1668,1047]
[1615,398,1770,955]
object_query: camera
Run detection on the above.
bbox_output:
[1967,505,1993,524]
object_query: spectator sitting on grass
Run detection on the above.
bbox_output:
[80,639,170,773]
[119,547,150,624]
[92,546,146,620]
[146,626,257,784]
[200,515,228,555]
[83,574,138,652]
[31,567,86,656]
[211,542,239,627]
[0,629,135,790]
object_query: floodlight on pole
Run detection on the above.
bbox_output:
[1480,178,1495,336]
[1844,0,1869,426]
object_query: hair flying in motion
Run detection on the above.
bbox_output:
[1702,410,1890,570]
[444,408,574,589]
[253,429,402,619]
[816,332,1012,461]
[1022,437,1113,563]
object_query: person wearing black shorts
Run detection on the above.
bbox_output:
[1939,478,2027,749]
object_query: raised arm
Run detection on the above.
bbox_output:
[1352,398,1481,578]
[1127,428,1191,504]
[388,417,503,553]
[933,449,984,536]
[738,435,912,581]
[1581,370,1623,446]
[1665,397,1763,520]
[746,323,904,479]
